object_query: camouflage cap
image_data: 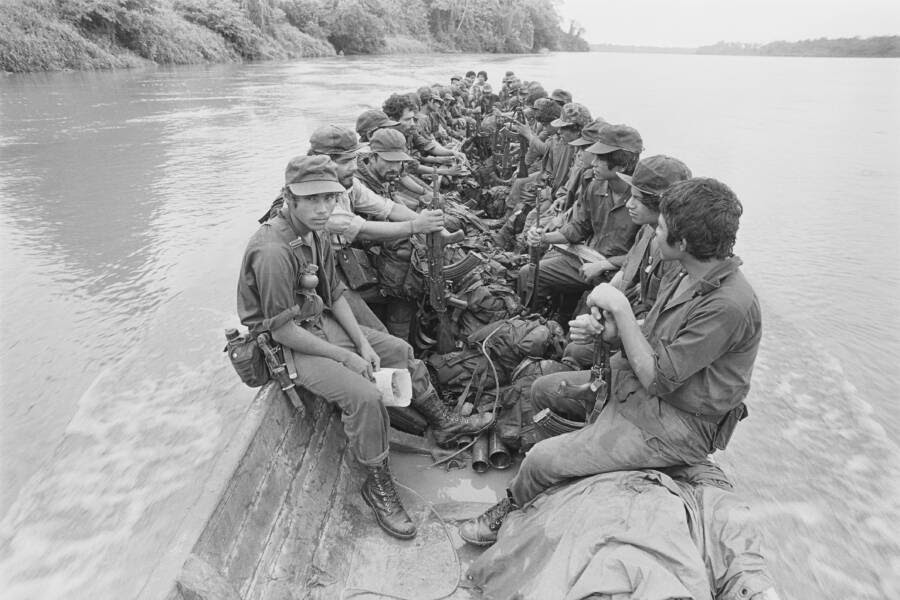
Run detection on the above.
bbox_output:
[285,155,344,196]
[586,123,644,154]
[550,89,572,104]
[355,109,398,140]
[570,117,609,146]
[550,102,592,129]
[309,124,366,156]
[369,128,412,162]
[524,87,548,108]
[533,98,562,124]
[618,155,692,197]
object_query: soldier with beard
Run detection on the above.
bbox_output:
[355,128,463,342]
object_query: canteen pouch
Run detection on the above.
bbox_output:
[713,403,748,451]
[224,331,270,387]
[337,246,379,291]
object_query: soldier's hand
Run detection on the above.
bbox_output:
[550,196,566,213]
[587,283,630,316]
[525,226,545,247]
[514,122,533,138]
[357,340,380,373]
[413,209,444,234]
[341,351,374,381]
[568,312,604,344]
[442,164,467,177]
[579,260,615,283]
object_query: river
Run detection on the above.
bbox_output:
[1,52,898,599]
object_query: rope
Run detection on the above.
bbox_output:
[338,482,463,600]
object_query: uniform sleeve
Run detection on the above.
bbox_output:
[325,204,367,243]
[558,176,593,243]
[527,135,550,160]
[648,298,748,400]
[554,151,586,200]
[249,242,298,321]
[350,179,394,220]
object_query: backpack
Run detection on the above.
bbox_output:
[426,316,565,409]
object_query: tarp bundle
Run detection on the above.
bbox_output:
[467,463,775,600]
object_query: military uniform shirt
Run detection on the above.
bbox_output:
[326,178,394,245]
[558,173,638,267]
[611,256,762,418]
[237,211,346,335]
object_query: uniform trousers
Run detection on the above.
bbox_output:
[518,251,592,310]
[290,313,434,466]
[510,369,717,506]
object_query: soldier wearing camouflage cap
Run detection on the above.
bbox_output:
[550,88,573,106]
[520,122,644,313]
[559,154,694,370]
[613,155,693,316]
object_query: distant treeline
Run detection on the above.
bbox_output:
[697,36,899,58]
[591,36,899,58]
[0,0,590,73]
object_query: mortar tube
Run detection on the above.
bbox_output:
[471,432,490,473]
[488,429,512,470]
[456,434,474,450]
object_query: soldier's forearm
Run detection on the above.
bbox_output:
[330,294,366,350]
[357,220,416,242]
[272,321,349,364]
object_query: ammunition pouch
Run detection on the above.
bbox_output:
[336,246,379,291]
[712,403,748,451]
[224,331,270,388]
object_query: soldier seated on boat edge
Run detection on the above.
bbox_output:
[236,155,492,540]
[460,176,762,547]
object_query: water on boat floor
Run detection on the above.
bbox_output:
[308,450,515,600]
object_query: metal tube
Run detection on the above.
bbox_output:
[488,430,512,470]
[471,432,490,473]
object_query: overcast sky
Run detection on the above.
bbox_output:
[557,0,900,47]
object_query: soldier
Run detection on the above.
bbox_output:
[381,92,467,180]
[459,177,761,546]
[518,123,643,316]
[550,88,573,107]
[494,103,592,250]
[238,155,492,540]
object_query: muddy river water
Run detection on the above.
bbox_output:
[1,53,898,598]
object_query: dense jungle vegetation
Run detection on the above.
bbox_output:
[0,0,590,72]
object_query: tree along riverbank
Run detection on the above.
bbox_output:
[591,36,900,58]
[0,0,590,73]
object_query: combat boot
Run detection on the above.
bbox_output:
[361,459,417,539]
[413,392,494,448]
[458,493,518,546]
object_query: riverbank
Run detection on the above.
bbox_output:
[590,36,900,58]
[0,0,588,73]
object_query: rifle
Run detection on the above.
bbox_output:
[426,176,455,353]
[533,309,612,441]
[528,195,543,312]
[587,308,612,423]
[257,333,314,415]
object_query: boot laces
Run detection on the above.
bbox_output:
[483,497,513,531]
[372,468,402,511]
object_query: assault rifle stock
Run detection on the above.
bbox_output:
[426,176,455,353]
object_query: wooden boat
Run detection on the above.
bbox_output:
[166,383,506,600]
